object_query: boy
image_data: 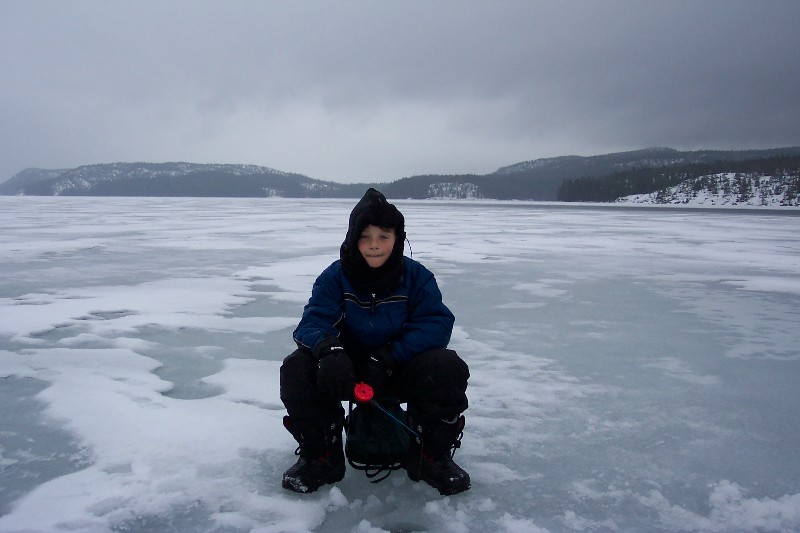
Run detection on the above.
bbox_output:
[279,188,470,495]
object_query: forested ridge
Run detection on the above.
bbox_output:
[557,155,800,203]
[3,148,800,202]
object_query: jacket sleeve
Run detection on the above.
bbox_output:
[292,263,344,355]
[391,267,455,363]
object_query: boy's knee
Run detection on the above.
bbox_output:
[405,349,469,421]
[281,348,314,373]
[412,348,469,389]
[440,349,469,380]
[280,348,316,401]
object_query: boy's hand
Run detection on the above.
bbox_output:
[313,336,346,359]
[317,352,355,400]
[366,346,395,399]
[314,337,355,400]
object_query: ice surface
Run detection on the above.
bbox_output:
[1,197,799,532]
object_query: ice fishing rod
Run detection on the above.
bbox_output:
[353,382,421,440]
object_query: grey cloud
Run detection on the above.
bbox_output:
[1,0,798,183]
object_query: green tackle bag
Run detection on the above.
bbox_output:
[345,399,410,482]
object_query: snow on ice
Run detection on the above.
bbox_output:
[1,197,799,532]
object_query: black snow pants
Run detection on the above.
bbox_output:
[280,347,469,431]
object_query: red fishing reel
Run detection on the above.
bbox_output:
[353,382,374,403]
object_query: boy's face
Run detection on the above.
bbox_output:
[358,224,396,268]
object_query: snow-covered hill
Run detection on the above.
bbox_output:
[7,147,800,201]
[617,172,800,208]
[0,162,349,198]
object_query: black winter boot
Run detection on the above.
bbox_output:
[405,415,470,495]
[282,416,346,493]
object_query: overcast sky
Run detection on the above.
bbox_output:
[2,1,799,184]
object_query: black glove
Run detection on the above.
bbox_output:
[366,345,396,399]
[313,336,345,359]
[315,338,355,400]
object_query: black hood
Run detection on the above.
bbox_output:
[342,188,406,251]
[340,188,406,293]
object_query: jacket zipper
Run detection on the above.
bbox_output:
[370,293,377,312]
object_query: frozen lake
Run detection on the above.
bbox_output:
[1,197,799,532]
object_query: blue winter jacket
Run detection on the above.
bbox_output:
[293,256,454,364]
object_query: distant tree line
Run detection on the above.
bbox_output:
[5,148,800,201]
[375,173,562,200]
[556,155,800,202]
